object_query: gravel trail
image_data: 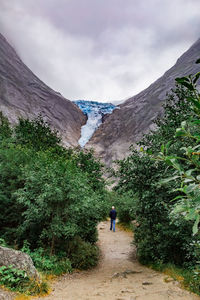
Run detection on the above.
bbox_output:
[36,221,200,300]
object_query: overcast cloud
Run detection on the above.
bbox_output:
[0,0,200,102]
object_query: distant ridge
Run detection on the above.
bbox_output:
[0,33,86,147]
[86,38,200,165]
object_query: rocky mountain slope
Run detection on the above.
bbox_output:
[0,33,86,147]
[86,38,200,165]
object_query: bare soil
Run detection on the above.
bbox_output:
[36,221,200,300]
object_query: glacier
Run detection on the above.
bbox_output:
[73,100,116,147]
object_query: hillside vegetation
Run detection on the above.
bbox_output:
[114,60,200,295]
[0,114,110,295]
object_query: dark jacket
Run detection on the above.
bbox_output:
[109,209,117,220]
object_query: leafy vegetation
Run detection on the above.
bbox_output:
[0,265,29,291]
[0,265,48,295]
[1,59,200,296]
[0,115,109,295]
[115,60,200,294]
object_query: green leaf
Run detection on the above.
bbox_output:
[175,77,190,83]
[186,208,196,221]
[181,120,187,128]
[160,175,180,184]
[185,169,196,176]
[179,81,194,91]
[183,178,194,183]
[193,133,200,140]
[161,144,165,153]
[192,214,200,235]
[193,72,200,84]
[187,97,200,109]
[165,141,171,152]
[175,128,186,137]
[172,195,186,201]
[191,120,200,125]
[195,58,200,64]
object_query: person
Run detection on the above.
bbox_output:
[109,206,117,232]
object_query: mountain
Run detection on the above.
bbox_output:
[0,33,86,147]
[86,38,200,165]
[1,32,200,163]
[73,100,116,147]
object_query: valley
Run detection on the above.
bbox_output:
[0,31,200,300]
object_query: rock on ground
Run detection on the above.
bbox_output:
[0,246,40,280]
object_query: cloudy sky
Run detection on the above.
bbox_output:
[0,0,200,102]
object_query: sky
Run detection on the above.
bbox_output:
[0,0,200,102]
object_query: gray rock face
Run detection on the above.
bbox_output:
[0,33,86,147]
[87,38,200,165]
[0,246,39,280]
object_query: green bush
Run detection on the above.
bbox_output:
[0,113,109,295]
[115,80,198,267]
[0,115,107,252]
[113,191,136,224]
[21,242,72,275]
[68,237,99,270]
[14,116,61,151]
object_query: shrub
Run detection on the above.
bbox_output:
[21,243,72,275]
[113,191,136,224]
[115,78,198,267]
[68,237,99,270]
[14,116,61,151]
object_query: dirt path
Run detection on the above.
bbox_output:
[36,221,200,300]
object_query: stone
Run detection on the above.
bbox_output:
[112,272,121,279]
[164,276,174,283]
[0,246,40,280]
[121,288,135,293]
[96,292,105,296]
[112,270,142,280]
[142,281,153,285]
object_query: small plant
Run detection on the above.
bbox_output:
[0,238,7,247]
[188,268,200,295]
[0,265,29,292]
[21,242,73,275]
[0,265,49,295]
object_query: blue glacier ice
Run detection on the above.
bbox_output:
[73,100,116,147]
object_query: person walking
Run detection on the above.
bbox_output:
[109,206,117,232]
